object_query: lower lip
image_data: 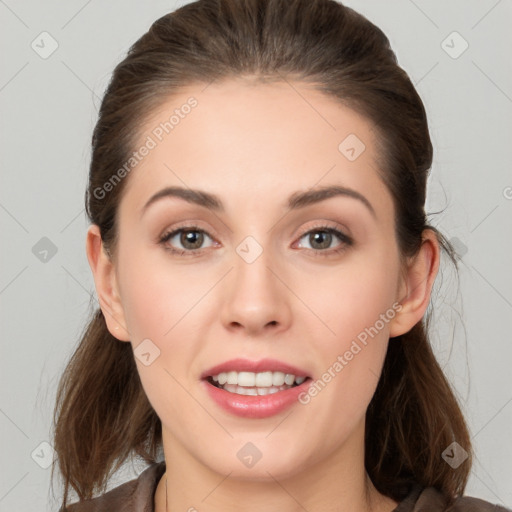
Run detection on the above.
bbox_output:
[202,379,312,419]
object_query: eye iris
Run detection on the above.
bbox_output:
[310,231,332,250]
[181,230,204,249]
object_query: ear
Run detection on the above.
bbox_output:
[389,229,440,338]
[85,224,130,342]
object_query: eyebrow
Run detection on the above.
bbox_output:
[141,185,376,218]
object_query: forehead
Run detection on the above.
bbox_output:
[119,78,390,216]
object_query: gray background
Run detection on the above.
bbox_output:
[1,0,511,510]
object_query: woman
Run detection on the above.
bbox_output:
[51,0,511,510]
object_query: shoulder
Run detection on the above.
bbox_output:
[64,461,166,512]
[396,484,511,512]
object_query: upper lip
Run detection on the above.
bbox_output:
[201,358,310,379]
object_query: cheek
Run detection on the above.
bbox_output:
[294,250,399,409]
[117,245,201,341]
[118,252,205,425]
[297,252,399,341]
[296,300,396,446]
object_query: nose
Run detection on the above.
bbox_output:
[219,244,292,337]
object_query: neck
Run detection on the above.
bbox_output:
[154,421,397,512]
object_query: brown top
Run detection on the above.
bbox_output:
[65,462,511,512]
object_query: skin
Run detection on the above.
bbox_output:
[87,78,439,512]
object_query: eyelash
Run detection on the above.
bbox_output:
[158,223,353,258]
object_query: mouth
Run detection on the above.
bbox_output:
[204,371,311,396]
[201,360,313,418]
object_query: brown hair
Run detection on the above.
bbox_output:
[52,0,472,508]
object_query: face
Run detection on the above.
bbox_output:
[99,78,409,480]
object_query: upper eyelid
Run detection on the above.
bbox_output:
[160,225,215,243]
[160,221,347,237]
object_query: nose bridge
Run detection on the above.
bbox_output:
[233,235,278,308]
[220,234,291,334]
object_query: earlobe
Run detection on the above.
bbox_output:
[389,229,440,338]
[85,224,131,342]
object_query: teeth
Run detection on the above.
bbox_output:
[211,370,307,388]
[256,371,273,387]
[222,383,293,396]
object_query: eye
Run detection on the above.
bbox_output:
[295,226,353,256]
[159,227,216,255]
[158,224,353,257]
